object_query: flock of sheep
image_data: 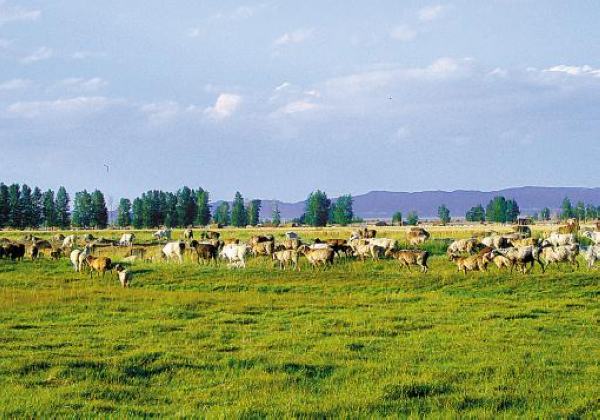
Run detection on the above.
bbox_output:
[1,221,600,288]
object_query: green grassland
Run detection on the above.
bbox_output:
[0,226,598,417]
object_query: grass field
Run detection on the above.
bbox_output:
[0,226,599,417]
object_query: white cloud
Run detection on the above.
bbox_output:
[55,78,108,92]
[0,1,41,26]
[275,82,292,91]
[141,101,181,125]
[544,65,600,77]
[7,96,120,118]
[390,25,417,42]
[274,28,314,47]
[187,27,203,38]
[279,100,319,114]
[71,51,107,60]
[0,78,31,91]
[204,93,242,120]
[21,46,53,64]
[418,5,447,22]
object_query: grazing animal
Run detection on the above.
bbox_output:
[282,238,302,250]
[298,245,334,268]
[201,231,220,240]
[30,245,39,260]
[285,231,299,240]
[53,233,65,242]
[3,244,25,261]
[511,238,540,248]
[582,230,600,245]
[223,238,240,245]
[251,240,274,257]
[190,241,218,265]
[492,254,512,270]
[450,252,495,274]
[497,246,545,274]
[162,242,186,263]
[50,248,62,260]
[272,249,300,271]
[407,228,430,246]
[367,238,398,253]
[583,245,600,269]
[557,219,579,234]
[115,264,132,287]
[82,233,95,242]
[62,235,77,249]
[542,233,576,247]
[119,233,136,246]
[85,255,113,278]
[446,238,482,258]
[386,249,429,272]
[480,235,511,249]
[33,240,53,250]
[122,255,139,263]
[541,244,580,269]
[183,229,194,240]
[249,235,274,246]
[153,228,172,242]
[219,244,250,268]
[70,245,93,272]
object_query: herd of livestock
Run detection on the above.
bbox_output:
[2,221,600,287]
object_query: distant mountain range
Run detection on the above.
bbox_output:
[108,186,600,224]
[253,187,600,220]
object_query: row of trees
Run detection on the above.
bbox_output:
[211,192,264,227]
[0,183,70,229]
[466,196,521,223]
[295,191,356,227]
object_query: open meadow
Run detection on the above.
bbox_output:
[0,225,599,417]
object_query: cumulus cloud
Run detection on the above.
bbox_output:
[274,28,314,47]
[544,65,600,77]
[278,100,319,114]
[20,46,53,64]
[7,96,121,118]
[0,1,41,26]
[390,25,417,42]
[0,78,31,91]
[418,4,447,22]
[141,101,181,125]
[204,93,242,120]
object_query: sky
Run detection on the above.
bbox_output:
[1,0,600,203]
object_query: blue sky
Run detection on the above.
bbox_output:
[1,0,600,203]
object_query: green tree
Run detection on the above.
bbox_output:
[8,184,21,229]
[117,198,132,227]
[31,187,43,228]
[505,199,520,223]
[486,196,508,223]
[231,192,247,227]
[304,190,330,227]
[176,186,196,227]
[214,202,230,226]
[466,204,486,222]
[560,197,574,220]
[246,199,262,226]
[55,186,70,228]
[540,207,551,221]
[330,195,353,226]
[42,190,56,228]
[90,190,108,228]
[20,184,34,228]
[272,203,281,227]
[0,183,9,228]
[195,189,211,226]
[132,198,144,229]
[406,211,419,226]
[437,204,450,225]
[392,211,403,226]
[72,190,93,227]
[164,192,178,228]
[585,204,598,221]
[575,201,586,221]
